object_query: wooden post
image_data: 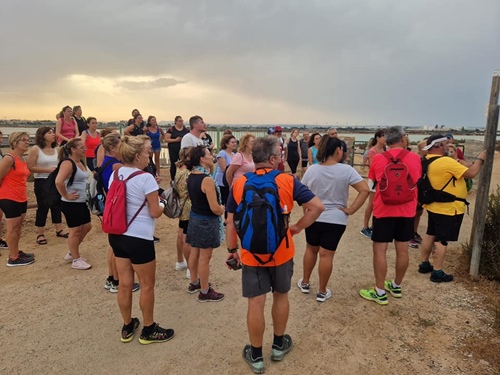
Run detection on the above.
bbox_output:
[469,72,500,278]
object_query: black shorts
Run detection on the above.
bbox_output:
[242,259,294,298]
[60,201,91,228]
[301,160,308,168]
[305,222,346,251]
[109,234,156,265]
[178,220,189,235]
[0,200,27,218]
[372,216,414,243]
[426,212,464,242]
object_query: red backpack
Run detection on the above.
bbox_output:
[102,169,147,235]
[378,150,416,205]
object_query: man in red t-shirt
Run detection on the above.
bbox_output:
[359,126,422,305]
[226,136,324,373]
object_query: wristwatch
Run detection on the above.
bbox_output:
[227,247,238,253]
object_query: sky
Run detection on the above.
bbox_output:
[0,0,499,126]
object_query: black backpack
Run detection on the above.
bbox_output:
[417,156,469,206]
[44,159,77,206]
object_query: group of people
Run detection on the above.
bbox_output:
[0,109,487,373]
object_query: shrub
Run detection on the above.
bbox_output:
[462,185,500,281]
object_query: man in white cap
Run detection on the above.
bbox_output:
[418,134,486,282]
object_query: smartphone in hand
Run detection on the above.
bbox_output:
[226,258,242,270]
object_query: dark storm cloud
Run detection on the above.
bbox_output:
[1,0,499,125]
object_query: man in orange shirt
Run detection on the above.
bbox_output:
[226,136,324,374]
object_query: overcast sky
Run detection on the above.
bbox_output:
[0,0,499,126]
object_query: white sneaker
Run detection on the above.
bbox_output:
[64,252,74,262]
[186,269,191,279]
[71,257,92,270]
[175,261,187,271]
[316,289,332,302]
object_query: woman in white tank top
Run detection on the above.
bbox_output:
[27,127,68,245]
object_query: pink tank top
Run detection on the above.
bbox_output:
[59,118,76,142]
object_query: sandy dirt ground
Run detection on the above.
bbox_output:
[0,153,498,375]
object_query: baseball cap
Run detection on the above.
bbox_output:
[423,134,448,151]
[274,126,283,132]
[267,127,275,135]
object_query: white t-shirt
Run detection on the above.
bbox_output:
[108,167,159,240]
[301,163,363,225]
[180,133,203,149]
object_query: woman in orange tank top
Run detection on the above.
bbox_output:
[0,132,34,267]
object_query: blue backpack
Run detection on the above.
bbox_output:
[234,169,288,264]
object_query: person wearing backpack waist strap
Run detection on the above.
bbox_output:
[359,126,422,306]
[225,136,324,373]
[418,134,486,283]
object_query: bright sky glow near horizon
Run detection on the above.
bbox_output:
[0,0,499,126]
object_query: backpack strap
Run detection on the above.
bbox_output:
[59,158,78,186]
[122,170,147,228]
[4,153,16,170]
[383,149,409,163]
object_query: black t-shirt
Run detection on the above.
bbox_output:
[167,126,189,160]
[74,116,87,135]
[202,133,213,149]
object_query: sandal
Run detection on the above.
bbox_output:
[56,230,69,238]
[37,234,48,245]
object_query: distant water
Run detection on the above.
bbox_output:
[0,126,492,143]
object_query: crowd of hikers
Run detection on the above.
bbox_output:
[0,105,487,374]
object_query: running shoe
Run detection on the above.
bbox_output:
[418,261,434,274]
[414,233,423,244]
[359,287,388,305]
[297,278,310,294]
[271,334,293,361]
[153,236,160,243]
[19,250,35,259]
[7,255,34,267]
[242,345,265,374]
[430,270,454,283]
[316,289,332,302]
[71,257,92,270]
[120,317,140,343]
[360,227,372,238]
[384,280,402,298]
[0,239,8,249]
[175,261,187,271]
[104,280,113,290]
[187,280,211,294]
[110,282,141,293]
[64,252,74,262]
[139,323,174,345]
[408,239,419,249]
[197,287,224,302]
